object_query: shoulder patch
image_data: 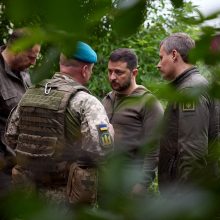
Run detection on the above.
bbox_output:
[182,101,195,112]
[97,124,113,148]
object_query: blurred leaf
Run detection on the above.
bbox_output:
[111,0,146,37]
[190,27,220,65]
[31,46,60,84]
[170,0,183,8]
[149,82,208,103]
[4,0,112,44]
[0,189,72,220]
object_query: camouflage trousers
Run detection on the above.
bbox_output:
[12,165,68,205]
[39,186,67,205]
[12,163,98,206]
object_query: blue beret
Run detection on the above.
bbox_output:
[73,41,97,63]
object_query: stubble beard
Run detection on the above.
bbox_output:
[111,78,131,92]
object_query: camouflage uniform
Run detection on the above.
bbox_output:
[5,73,114,204]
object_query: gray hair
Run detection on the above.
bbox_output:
[160,33,195,63]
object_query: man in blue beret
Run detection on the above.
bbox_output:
[5,41,114,206]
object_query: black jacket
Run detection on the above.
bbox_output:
[158,67,220,191]
[0,46,31,153]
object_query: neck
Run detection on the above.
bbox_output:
[174,63,193,79]
[117,81,138,95]
[60,70,84,85]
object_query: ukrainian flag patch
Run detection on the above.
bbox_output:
[99,124,108,131]
[97,124,112,148]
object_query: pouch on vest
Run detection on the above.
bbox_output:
[66,162,98,205]
[17,78,88,161]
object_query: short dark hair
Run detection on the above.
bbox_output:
[7,28,30,45]
[109,48,138,70]
[160,32,195,63]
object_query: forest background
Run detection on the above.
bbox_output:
[0,0,220,219]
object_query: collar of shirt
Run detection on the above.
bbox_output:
[171,66,198,88]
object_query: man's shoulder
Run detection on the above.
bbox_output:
[133,85,155,99]
[180,68,208,89]
[69,91,106,116]
[102,91,114,103]
[188,74,207,85]
[72,91,101,105]
[103,91,114,98]
[134,85,159,101]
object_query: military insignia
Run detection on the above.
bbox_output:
[182,101,195,112]
[97,124,112,148]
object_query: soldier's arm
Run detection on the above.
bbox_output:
[69,92,114,162]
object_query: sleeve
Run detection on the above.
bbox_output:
[4,106,20,150]
[69,92,114,160]
[177,93,210,184]
[142,96,164,187]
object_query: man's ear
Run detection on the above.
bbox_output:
[132,68,138,77]
[172,49,178,62]
[81,65,88,78]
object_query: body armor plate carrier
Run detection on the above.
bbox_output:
[16,76,89,172]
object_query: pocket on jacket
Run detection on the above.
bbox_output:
[1,88,19,109]
[1,88,17,101]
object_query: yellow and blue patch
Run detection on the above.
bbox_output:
[99,124,108,131]
[97,124,112,148]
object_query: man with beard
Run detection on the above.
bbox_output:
[0,28,41,194]
[102,48,163,195]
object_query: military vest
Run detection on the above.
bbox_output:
[16,76,89,170]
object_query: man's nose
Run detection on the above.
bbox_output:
[109,72,116,80]
[157,62,161,69]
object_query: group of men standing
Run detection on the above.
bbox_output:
[0,28,219,206]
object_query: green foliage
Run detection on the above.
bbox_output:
[89,0,202,98]
[0,3,12,44]
[0,0,220,219]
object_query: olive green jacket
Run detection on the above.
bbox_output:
[103,85,164,187]
[158,67,220,191]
